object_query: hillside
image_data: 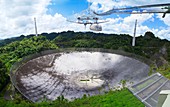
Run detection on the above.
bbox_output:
[0,31,170,106]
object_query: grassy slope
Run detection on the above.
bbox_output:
[2,31,168,106]
[71,88,144,107]
[0,88,144,107]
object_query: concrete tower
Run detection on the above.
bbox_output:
[34,17,38,36]
[132,19,137,46]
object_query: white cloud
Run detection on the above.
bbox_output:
[0,0,51,39]
[0,0,169,41]
[153,27,170,39]
[0,0,89,39]
[157,14,170,26]
[88,0,170,12]
[88,0,170,40]
[101,13,153,36]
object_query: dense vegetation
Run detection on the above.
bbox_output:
[0,36,57,91]
[0,31,170,106]
[0,88,144,107]
[51,31,169,59]
[0,60,9,92]
[0,36,58,71]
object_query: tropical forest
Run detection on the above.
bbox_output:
[0,31,170,107]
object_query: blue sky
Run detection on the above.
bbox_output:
[0,0,170,40]
[47,0,89,17]
[46,0,169,38]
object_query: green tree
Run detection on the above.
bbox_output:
[0,60,9,91]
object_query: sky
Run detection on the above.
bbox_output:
[0,0,170,40]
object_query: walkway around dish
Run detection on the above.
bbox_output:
[128,73,170,107]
